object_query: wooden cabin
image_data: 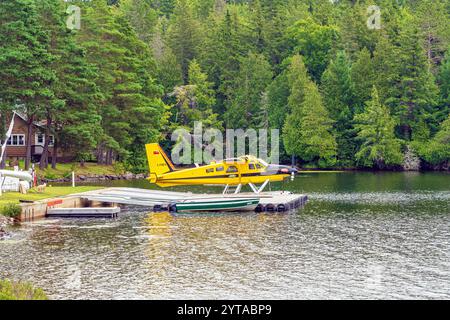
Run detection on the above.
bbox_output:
[2,113,75,164]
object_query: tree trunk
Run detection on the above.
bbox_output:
[97,144,104,164]
[0,115,6,169]
[51,136,57,169]
[25,115,34,170]
[0,150,6,169]
[105,148,111,165]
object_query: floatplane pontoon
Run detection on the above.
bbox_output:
[142,143,298,212]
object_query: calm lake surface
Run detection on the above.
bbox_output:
[1,172,449,299]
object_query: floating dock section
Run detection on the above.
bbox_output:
[77,188,308,213]
[47,207,120,218]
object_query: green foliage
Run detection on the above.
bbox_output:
[0,279,48,300]
[120,0,159,43]
[321,50,357,165]
[0,0,57,169]
[225,52,272,128]
[0,203,22,218]
[438,47,450,121]
[287,17,338,82]
[77,0,167,167]
[113,162,126,175]
[166,0,202,80]
[267,71,290,130]
[354,87,403,169]
[413,114,450,167]
[171,59,221,128]
[375,11,440,140]
[0,0,449,171]
[351,48,376,111]
[284,75,337,168]
[44,172,58,180]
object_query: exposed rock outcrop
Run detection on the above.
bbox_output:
[403,146,421,171]
[0,215,14,240]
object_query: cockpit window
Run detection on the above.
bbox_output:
[256,163,262,169]
[226,166,238,173]
[248,163,256,170]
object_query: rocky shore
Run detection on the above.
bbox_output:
[42,172,148,183]
[0,215,14,240]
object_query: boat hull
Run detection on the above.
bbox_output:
[175,198,260,212]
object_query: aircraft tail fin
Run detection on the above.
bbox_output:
[145,143,175,183]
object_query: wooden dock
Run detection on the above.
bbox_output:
[47,207,120,218]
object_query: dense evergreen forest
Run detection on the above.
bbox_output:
[0,0,449,172]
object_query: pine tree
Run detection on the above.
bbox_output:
[386,11,440,140]
[372,34,398,104]
[266,55,310,162]
[354,87,403,169]
[283,81,337,168]
[248,0,266,54]
[259,0,289,69]
[437,47,450,122]
[151,18,183,99]
[351,48,376,112]
[120,0,159,44]
[150,0,176,17]
[321,50,357,165]
[225,52,272,129]
[372,11,441,141]
[0,0,57,169]
[267,71,290,130]
[78,1,166,168]
[286,55,310,112]
[337,2,380,58]
[254,91,269,129]
[200,8,246,113]
[34,0,103,169]
[415,0,450,73]
[166,0,202,81]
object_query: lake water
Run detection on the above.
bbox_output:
[0,172,449,299]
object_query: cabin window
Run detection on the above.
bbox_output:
[206,168,214,173]
[216,166,224,172]
[248,163,256,170]
[256,163,262,169]
[226,166,238,173]
[7,134,25,146]
[36,134,54,146]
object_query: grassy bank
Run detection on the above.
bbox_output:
[36,162,120,180]
[8,161,121,180]
[0,186,103,210]
[0,279,48,300]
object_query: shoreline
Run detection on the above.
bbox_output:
[42,172,149,183]
[43,169,448,184]
[0,215,14,240]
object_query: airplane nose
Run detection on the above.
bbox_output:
[266,165,298,174]
[284,167,298,174]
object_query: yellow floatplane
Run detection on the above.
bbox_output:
[145,143,298,195]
